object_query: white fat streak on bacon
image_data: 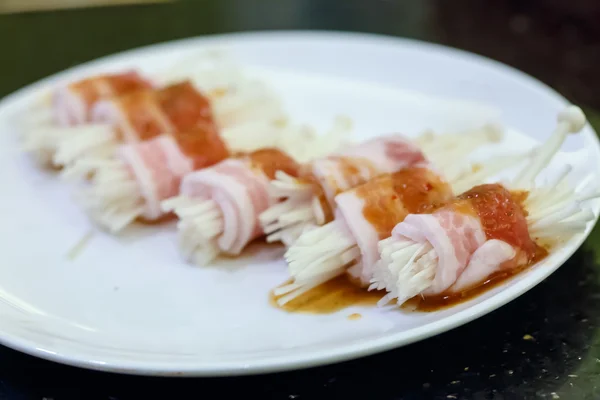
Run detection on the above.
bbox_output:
[71,135,193,233]
[163,158,274,265]
[373,106,596,306]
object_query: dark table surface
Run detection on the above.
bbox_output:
[2,0,600,399]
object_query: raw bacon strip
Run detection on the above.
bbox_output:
[22,71,153,165]
[162,148,300,265]
[276,167,454,305]
[260,125,503,247]
[53,71,153,127]
[373,106,596,306]
[73,124,228,233]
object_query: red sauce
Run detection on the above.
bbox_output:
[172,124,230,169]
[105,71,153,94]
[271,275,382,314]
[456,184,538,261]
[357,167,454,239]
[248,148,301,179]
[118,89,169,141]
[157,81,215,132]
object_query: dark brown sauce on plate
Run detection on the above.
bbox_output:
[271,275,382,314]
[404,244,548,312]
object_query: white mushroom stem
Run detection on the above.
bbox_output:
[53,124,117,167]
[259,170,317,246]
[526,168,599,240]
[512,106,587,189]
[22,123,117,168]
[370,239,436,306]
[161,196,224,266]
[450,151,532,194]
[72,158,144,233]
[276,221,359,305]
[419,123,503,170]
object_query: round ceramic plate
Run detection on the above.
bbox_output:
[0,31,599,377]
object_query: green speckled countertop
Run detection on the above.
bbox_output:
[1,1,600,398]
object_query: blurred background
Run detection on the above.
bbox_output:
[1,0,599,118]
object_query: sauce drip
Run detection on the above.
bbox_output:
[298,173,335,223]
[357,167,453,239]
[248,148,301,179]
[271,275,381,314]
[405,244,548,311]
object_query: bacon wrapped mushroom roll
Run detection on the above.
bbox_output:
[162,148,301,265]
[22,71,153,165]
[372,106,598,307]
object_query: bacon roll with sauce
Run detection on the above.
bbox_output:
[260,126,503,247]
[161,148,301,266]
[54,71,153,126]
[56,81,217,169]
[274,157,519,305]
[23,71,154,165]
[372,106,598,307]
[74,124,229,233]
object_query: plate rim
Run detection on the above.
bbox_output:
[1,29,599,377]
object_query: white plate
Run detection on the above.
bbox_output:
[0,31,599,377]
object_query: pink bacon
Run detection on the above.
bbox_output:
[162,148,300,265]
[73,124,229,233]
